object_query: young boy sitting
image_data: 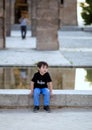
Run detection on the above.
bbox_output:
[30,61,53,112]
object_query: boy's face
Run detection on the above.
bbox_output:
[38,65,48,75]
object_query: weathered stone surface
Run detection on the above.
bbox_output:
[37,0,58,9]
[59,0,77,26]
[31,0,37,36]
[0,90,92,107]
[36,29,59,50]
[0,39,3,48]
[36,0,59,50]
[0,68,3,89]
[37,9,58,19]
[5,0,11,36]
[37,19,58,29]
[0,20,3,38]
[0,1,5,48]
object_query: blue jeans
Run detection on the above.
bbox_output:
[33,88,50,106]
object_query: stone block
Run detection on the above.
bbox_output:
[37,19,58,29]
[0,19,3,38]
[36,29,59,50]
[0,8,3,17]
[0,90,92,107]
[37,0,58,9]
[63,6,77,25]
[37,9,58,19]
[31,19,37,36]
[59,0,77,26]
[0,39,4,48]
[0,1,3,8]
[66,95,92,107]
[37,0,49,8]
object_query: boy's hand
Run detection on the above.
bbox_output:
[50,91,53,98]
[29,90,34,97]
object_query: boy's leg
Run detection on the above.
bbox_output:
[23,26,27,38]
[41,88,50,106]
[33,88,41,106]
[21,27,23,39]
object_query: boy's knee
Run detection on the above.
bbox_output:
[44,89,50,96]
[34,89,40,95]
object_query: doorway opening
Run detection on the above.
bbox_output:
[15,0,28,24]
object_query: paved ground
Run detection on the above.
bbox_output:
[0,29,91,67]
[0,108,92,130]
[58,30,92,67]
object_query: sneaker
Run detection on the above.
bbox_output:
[33,106,39,112]
[44,106,51,112]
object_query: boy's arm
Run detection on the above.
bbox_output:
[47,82,53,95]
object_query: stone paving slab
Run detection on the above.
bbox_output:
[0,49,70,67]
[58,30,92,67]
[6,37,36,49]
[60,51,92,67]
[0,108,92,130]
[58,31,92,48]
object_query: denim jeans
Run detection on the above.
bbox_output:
[33,88,50,106]
[21,26,27,39]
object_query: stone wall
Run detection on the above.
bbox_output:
[0,0,5,48]
[0,90,92,107]
[5,0,11,36]
[31,0,37,37]
[0,68,4,89]
[59,0,77,27]
[11,0,15,25]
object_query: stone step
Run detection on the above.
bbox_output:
[11,24,31,30]
[60,26,92,32]
[0,89,92,108]
[60,26,83,31]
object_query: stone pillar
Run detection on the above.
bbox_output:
[11,0,15,25]
[0,0,5,48]
[31,0,37,37]
[27,0,31,22]
[0,68,4,89]
[4,68,12,89]
[36,0,59,50]
[5,0,11,36]
[59,0,77,26]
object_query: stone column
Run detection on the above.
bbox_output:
[0,68,4,89]
[0,0,5,48]
[4,68,12,89]
[59,0,77,26]
[5,0,11,36]
[31,0,37,37]
[36,0,59,50]
[11,0,15,25]
[27,0,31,22]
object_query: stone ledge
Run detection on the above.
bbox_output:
[0,89,92,107]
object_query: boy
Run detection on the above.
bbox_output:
[19,16,30,39]
[30,61,53,112]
